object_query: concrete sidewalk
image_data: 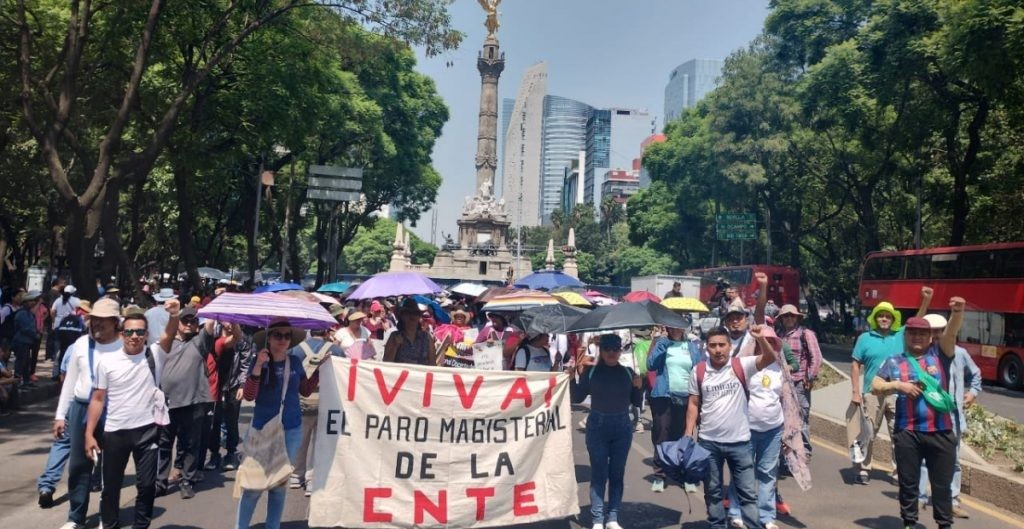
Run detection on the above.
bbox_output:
[808,360,1024,516]
[3,356,62,415]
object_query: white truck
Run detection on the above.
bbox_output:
[630,274,701,299]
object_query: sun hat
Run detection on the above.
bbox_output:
[347,311,367,322]
[867,302,902,331]
[370,300,383,313]
[253,318,307,349]
[90,298,122,319]
[189,296,201,304]
[328,304,346,318]
[755,325,784,351]
[77,300,93,314]
[153,287,176,302]
[122,305,145,318]
[923,314,948,329]
[777,304,804,319]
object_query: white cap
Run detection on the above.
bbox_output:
[63,285,77,295]
[923,314,948,329]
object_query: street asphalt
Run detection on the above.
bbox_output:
[2,399,1022,529]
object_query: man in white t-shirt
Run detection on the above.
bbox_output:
[685,325,777,529]
[53,298,122,529]
[85,300,179,529]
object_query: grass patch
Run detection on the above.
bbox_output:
[815,361,846,389]
[963,404,1024,473]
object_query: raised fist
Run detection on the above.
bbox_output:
[921,286,934,298]
[949,297,966,313]
[749,324,765,338]
[165,298,181,317]
[755,272,768,287]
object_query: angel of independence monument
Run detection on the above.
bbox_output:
[389,1,516,282]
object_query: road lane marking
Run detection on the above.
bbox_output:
[811,438,1024,528]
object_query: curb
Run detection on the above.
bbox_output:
[809,410,1024,517]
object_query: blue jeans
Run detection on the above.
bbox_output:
[728,426,783,524]
[919,438,962,507]
[700,438,758,529]
[67,399,103,524]
[38,412,71,493]
[236,427,302,529]
[585,411,633,524]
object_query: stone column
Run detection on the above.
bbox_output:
[475,35,505,194]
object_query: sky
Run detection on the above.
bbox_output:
[410,0,770,241]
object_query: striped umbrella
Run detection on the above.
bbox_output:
[197,292,336,329]
[481,290,560,313]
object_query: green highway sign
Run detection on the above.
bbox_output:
[716,212,757,240]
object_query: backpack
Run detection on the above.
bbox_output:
[0,306,23,341]
[656,436,711,485]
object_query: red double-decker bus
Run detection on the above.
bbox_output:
[686,265,801,309]
[858,242,1024,389]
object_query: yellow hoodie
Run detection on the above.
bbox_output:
[867,301,902,332]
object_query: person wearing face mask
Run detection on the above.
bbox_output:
[646,325,702,493]
[571,334,644,529]
[53,298,123,529]
[847,287,931,485]
[155,306,238,499]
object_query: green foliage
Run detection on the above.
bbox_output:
[340,217,436,275]
[963,404,1024,473]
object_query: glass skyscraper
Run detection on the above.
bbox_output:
[663,58,724,123]
[584,109,611,206]
[540,95,592,225]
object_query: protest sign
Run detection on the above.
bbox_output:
[311,359,578,528]
[472,342,504,371]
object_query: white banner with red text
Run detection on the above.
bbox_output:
[309,358,578,528]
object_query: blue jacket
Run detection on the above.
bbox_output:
[949,346,982,435]
[12,308,39,346]
[647,337,702,398]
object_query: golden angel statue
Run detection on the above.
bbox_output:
[478,0,501,36]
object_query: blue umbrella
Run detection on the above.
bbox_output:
[253,282,303,293]
[411,295,451,324]
[317,281,350,294]
[514,270,584,291]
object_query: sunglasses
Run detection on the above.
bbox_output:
[181,317,198,325]
[269,331,292,340]
[121,328,146,337]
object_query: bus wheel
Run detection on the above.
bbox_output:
[999,353,1024,390]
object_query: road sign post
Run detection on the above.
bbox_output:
[715,212,757,241]
[305,165,363,282]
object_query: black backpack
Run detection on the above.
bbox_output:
[0,306,22,341]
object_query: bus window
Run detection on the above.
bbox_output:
[864,256,902,280]
[998,249,1024,279]
[1004,313,1024,347]
[930,253,960,279]
[903,255,930,279]
[960,251,997,279]
[958,311,986,345]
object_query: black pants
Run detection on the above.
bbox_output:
[893,429,957,528]
[222,388,241,454]
[100,424,159,529]
[202,400,223,462]
[649,396,686,472]
[157,404,206,488]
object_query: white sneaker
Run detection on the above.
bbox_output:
[591,523,604,529]
[58,523,82,529]
[684,482,698,493]
[651,477,665,492]
[606,522,625,529]
[729,518,746,529]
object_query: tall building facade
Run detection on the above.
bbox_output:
[498,97,516,190]
[540,95,592,225]
[663,58,724,123]
[584,108,650,209]
[501,62,548,228]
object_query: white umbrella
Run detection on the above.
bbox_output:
[450,282,488,298]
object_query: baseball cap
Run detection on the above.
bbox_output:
[179,307,199,320]
[923,314,948,329]
[904,317,931,330]
[63,285,77,295]
[599,334,623,351]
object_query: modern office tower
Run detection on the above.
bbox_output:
[663,58,724,123]
[501,62,548,228]
[584,107,650,209]
[540,95,593,225]
[499,97,515,189]
[561,150,586,216]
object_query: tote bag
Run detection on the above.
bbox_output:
[234,357,294,497]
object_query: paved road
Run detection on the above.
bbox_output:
[820,344,1024,424]
[3,400,1022,529]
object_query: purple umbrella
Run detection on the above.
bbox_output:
[197,292,336,329]
[346,271,443,300]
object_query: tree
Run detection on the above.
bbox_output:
[9,0,461,298]
[340,217,436,275]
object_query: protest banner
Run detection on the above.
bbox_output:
[472,342,504,371]
[310,358,578,528]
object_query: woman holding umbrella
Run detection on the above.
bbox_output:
[571,334,643,529]
[236,318,317,529]
[383,299,437,366]
[646,325,703,492]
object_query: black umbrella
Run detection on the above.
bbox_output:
[567,300,691,333]
[514,304,589,337]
